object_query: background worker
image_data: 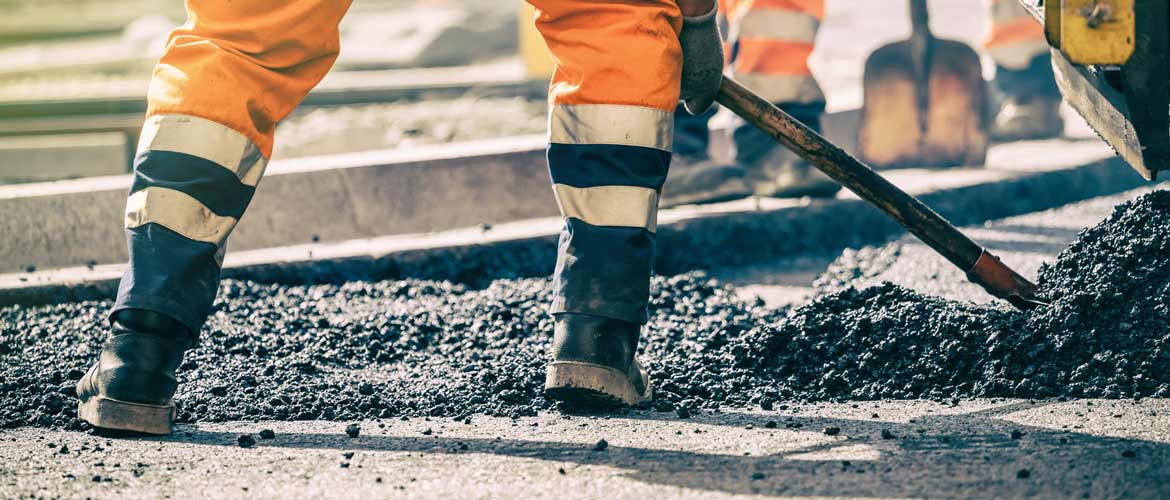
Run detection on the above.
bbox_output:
[662,0,1062,207]
[77,0,728,433]
[985,0,1063,141]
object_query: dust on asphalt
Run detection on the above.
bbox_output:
[3,192,1170,430]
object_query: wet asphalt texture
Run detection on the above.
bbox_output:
[3,191,1170,432]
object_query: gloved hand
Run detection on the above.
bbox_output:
[678,1,724,115]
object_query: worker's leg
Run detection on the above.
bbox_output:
[673,103,715,158]
[115,0,351,334]
[985,0,1063,140]
[727,0,839,198]
[662,102,754,207]
[77,0,352,434]
[661,4,753,208]
[529,0,680,406]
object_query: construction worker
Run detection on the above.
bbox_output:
[664,0,837,207]
[985,0,1063,140]
[662,0,1062,206]
[76,0,725,433]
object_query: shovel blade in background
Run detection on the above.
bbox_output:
[857,35,990,169]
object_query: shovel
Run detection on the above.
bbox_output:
[717,77,1046,310]
[857,0,989,168]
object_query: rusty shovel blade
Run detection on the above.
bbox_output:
[965,250,1049,309]
[857,0,990,169]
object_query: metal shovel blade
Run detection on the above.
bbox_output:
[857,0,990,169]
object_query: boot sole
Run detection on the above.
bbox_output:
[78,396,175,435]
[544,361,652,408]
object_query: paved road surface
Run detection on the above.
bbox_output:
[4,399,1169,499]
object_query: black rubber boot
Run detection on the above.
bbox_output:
[660,154,753,208]
[991,54,1064,141]
[733,101,841,198]
[544,314,652,407]
[76,309,192,435]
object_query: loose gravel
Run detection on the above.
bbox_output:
[3,192,1170,431]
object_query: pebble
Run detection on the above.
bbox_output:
[6,192,1170,430]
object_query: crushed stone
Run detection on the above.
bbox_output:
[3,192,1170,430]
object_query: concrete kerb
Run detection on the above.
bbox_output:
[0,134,552,272]
[0,142,1147,307]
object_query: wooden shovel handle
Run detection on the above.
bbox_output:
[714,76,1041,305]
[909,0,930,37]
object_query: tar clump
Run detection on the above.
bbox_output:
[4,191,1170,429]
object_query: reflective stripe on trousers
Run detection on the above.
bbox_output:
[723,0,825,104]
[528,0,681,324]
[115,115,270,335]
[113,0,351,335]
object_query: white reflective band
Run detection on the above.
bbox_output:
[138,114,268,187]
[988,40,1050,70]
[124,187,238,247]
[549,104,673,152]
[733,73,825,104]
[991,0,1032,23]
[552,184,659,232]
[737,9,819,43]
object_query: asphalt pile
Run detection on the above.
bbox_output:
[732,191,1170,402]
[3,192,1170,430]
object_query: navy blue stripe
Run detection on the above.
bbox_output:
[131,150,255,219]
[551,217,654,324]
[547,143,671,190]
[113,223,223,337]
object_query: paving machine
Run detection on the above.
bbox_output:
[1017,0,1169,181]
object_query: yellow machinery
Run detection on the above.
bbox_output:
[1019,0,1168,180]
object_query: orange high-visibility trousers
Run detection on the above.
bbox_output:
[148,0,351,158]
[115,0,352,335]
[721,0,825,104]
[527,0,682,323]
[985,0,1049,69]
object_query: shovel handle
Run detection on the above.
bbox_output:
[714,77,1040,305]
[909,0,930,37]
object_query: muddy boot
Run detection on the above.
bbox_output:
[545,314,652,408]
[76,309,192,435]
[733,101,840,198]
[991,94,1063,141]
[748,146,841,199]
[660,154,753,208]
[990,55,1064,141]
